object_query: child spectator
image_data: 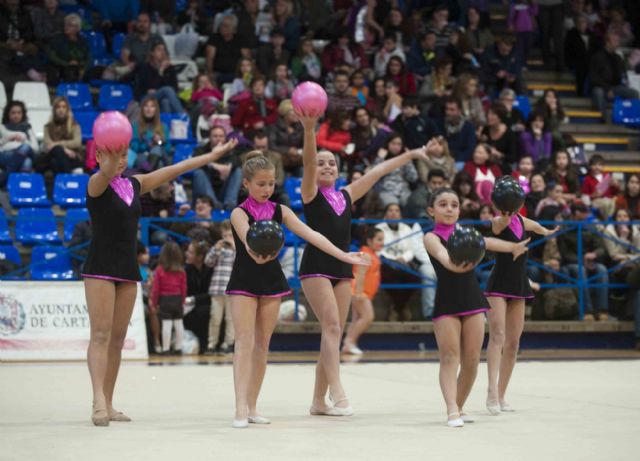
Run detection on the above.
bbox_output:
[581,154,619,219]
[508,0,538,66]
[464,143,502,205]
[265,63,295,101]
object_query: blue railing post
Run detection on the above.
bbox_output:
[140,217,150,248]
[577,222,584,319]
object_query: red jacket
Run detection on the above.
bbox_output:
[581,173,619,198]
[231,96,278,131]
[463,161,502,183]
[151,265,187,308]
[321,43,368,73]
[316,121,351,153]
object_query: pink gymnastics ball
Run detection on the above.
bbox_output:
[291,82,328,117]
[92,111,133,151]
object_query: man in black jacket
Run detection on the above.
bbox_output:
[589,31,638,118]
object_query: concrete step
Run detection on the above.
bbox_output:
[525,70,576,83]
[574,136,630,151]
[561,123,639,136]
[528,82,577,97]
[566,110,603,124]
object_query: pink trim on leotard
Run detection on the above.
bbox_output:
[484,291,534,299]
[432,308,489,321]
[225,289,292,298]
[433,223,455,241]
[319,186,347,216]
[508,214,523,240]
[240,196,276,221]
[299,274,352,280]
[109,176,134,206]
[82,274,138,283]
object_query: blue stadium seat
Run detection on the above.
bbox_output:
[64,208,90,241]
[612,98,640,128]
[75,110,98,141]
[8,173,51,208]
[513,95,531,119]
[160,112,195,143]
[284,177,303,211]
[0,209,12,244]
[112,33,126,59]
[212,209,232,221]
[98,84,133,112]
[15,208,61,245]
[81,31,113,66]
[172,143,196,178]
[53,174,90,208]
[56,83,93,111]
[335,177,348,190]
[0,244,23,279]
[30,246,76,280]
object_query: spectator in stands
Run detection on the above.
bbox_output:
[98,0,139,49]
[290,38,322,83]
[407,31,438,81]
[385,56,417,97]
[265,63,295,102]
[557,201,610,321]
[383,78,403,123]
[545,149,580,203]
[511,154,535,195]
[564,14,596,97]
[227,58,259,103]
[525,172,546,218]
[384,7,414,50]
[45,13,90,85]
[38,96,83,175]
[535,180,570,217]
[437,97,478,165]
[419,57,455,104]
[417,136,455,184]
[172,196,220,244]
[391,97,438,150]
[452,73,486,129]
[189,73,223,121]
[234,0,259,50]
[321,31,367,75]
[537,0,565,71]
[0,100,36,185]
[350,69,369,105]
[405,166,447,220]
[508,0,538,67]
[192,125,242,210]
[351,106,389,167]
[231,76,278,133]
[184,240,214,354]
[464,143,503,204]
[140,182,176,245]
[129,97,171,172]
[374,133,419,208]
[464,6,494,57]
[30,0,65,46]
[374,33,405,77]
[272,0,300,53]
[427,4,453,54]
[444,28,477,75]
[328,70,361,116]
[615,174,640,220]
[117,12,165,78]
[535,89,567,150]
[256,28,290,78]
[0,0,44,84]
[499,88,526,133]
[520,111,552,169]
[483,36,523,94]
[375,203,422,321]
[365,77,388,122]
[270,99,303,174]
[581,154,620,219]
[589,31,639,119]
[607,6,634,48]
[133,42,183,113]
[316,110,352,157]
[453,170,482,219]
[206,14,251,86]
[249,129,288,205]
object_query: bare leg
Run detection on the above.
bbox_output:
[486,297,507,408]
[85,278,116,422]
[230,295,257,421]
[344,296,374,348]
[104,282,137,418]
[433,316,462,420]
[499,299,525,407]
[456,314,486,413]
[149,311,160,351]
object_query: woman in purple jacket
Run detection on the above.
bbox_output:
[519,111,552,169]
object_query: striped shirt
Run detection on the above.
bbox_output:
[205,245,235,296]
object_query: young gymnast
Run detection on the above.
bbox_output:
[485,209,558,414]
[226,152,368,429]
[423,188,530,427]
[83,138,237,426]
[297,112,436,416]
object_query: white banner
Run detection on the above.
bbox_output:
[0,281,148,361]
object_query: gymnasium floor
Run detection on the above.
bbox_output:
[1,352,638,461]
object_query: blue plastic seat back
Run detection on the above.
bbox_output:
[30,246,76,280]
[56,83,93,111]
[98,84,133,111]
[0,209,12,244]
[8,173,51,207]
[15,208,61,245]
[64,208,90,241]
[160,112,195,143]
[284,177,303,211]
[53,174,90,208]
[75,110,99,141]
[513,95,531,119]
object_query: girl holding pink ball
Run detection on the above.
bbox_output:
[83,111,237,426]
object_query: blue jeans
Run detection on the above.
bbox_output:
[150,86,183,113]
[591,85,639,116]
[192,167,242,209]
[562,263,609,315]
[0,144,31,185]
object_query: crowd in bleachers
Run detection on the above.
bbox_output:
[1,0,640,349]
